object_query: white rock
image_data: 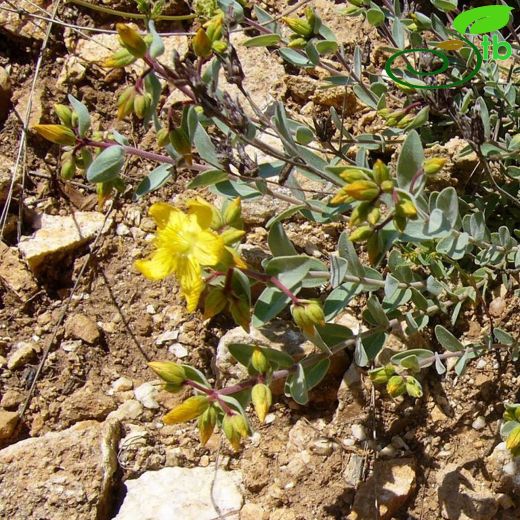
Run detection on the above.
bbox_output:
[472,416,486,430]
[61,340,82,353]
[112,377,134,393]
[108,400,144,421]
[351,424,367,442]
[145,305,156,315]
[155,330,178,345]
[113,467,243,520]
[134,383,159,410]
[18,212,112,271]
[116,223,130,236]
[168,343,188,358]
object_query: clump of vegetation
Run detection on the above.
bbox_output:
[35,0,520,453]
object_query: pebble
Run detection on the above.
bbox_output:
[107,400,144,421]
[0,409,18,442]
[379,444,398,458]
[146,305,156,315]
[112,376,134,393]
[264,413,276,424]
[472,416,486,430]
[61,340,82,352]
[7,342,38,370]
[168,343,188,358]
[351,424,367,442]
[64,314,100,345]
[310,439,334,456]
[476,358,487,370]
[134,383,159,409]
[155,330,178,345]
[116,223,131,236]
[489,297,506,318]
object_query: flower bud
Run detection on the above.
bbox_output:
[223,197,242,227]
[503,405,519,422]
[222,413,249,451]
[380,180,394,193]
[203,287,228,320]
[250,347,270,374]
[61,153,76,180]
[54,104,73,128]
[288,37,307,49]
[197,405,217,445]
[282,17,313,37]
[102,48,137,68]
[405,376,423,398]
[204,14,223,41]
[117,86,136,120]
[339,168,370,183]
[387,375,406,397]
[396,199,417,219]
[211,40,228,53]
[33,124,77,146]
[350,202,371,226]
[349,0,367,6]
[372,159,390,184]
[349,225,373,243]
[506,425,520,456]
[220,228,245,245]
[344,180,380,201]
[396,114,415,129]
[291,299,325,336]
[156,127,171,148]
[367,207,381,226]
[193,28,212,58]
[148,361,186,385]
[163,395,209,424]
[369,365,395,385]
[423,157,447,175]
[117,23,147,58]
[251,383,272,423]
[305,7,318,30]
[329,187,351,206]
[133,93,152,119]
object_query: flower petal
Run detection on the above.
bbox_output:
[192,230,225,266]
[176,256,204,312]
[186,198,219,229]
[134,248,178,280]
[149,202,184,230]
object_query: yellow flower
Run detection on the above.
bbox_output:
[135,202,225,312]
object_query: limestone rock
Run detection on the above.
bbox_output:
[134,382,159,410]
[18,211,112,271]
[0,66,11,122]
[7,341,38,370]
[113,467,243,520]
[486,442,520,496]
[348,459,416,520]
[57,385,116,426]
[0,0,48,39]
[437,463,497,520]
[0,419,120,519]
[0,243,38,299]
[0,151,16,206]
[0,409,18,444]
[64,313,101,345]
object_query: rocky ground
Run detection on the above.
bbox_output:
[1,1,520,519]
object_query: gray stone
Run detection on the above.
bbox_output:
[114,467,243,520]
[0,419,120,519]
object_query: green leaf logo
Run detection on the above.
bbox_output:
[453,5,513,35]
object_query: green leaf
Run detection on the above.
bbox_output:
[68,94,91,138]
[430,0,457,13]
[288,364,309,404]
[268,222,298,257]
[188,169,227,188]
[243,34,281,47]
[435,187,459,229]
[148,20,165,57]
[397,130,424,191]
[182,365,210,388]
[315,40,338,54]
[279,48,313,68]
[338,232,364,277]
[134,164,173,199]
[86,145,125,183]
[330,255,347,288]
[494,328,514,346]
[324,282,360,320]
[435,325,463,352]
[263,348,295,369]
[304,359,330,390]
[228,343,256,368]
[366,7,385,26]
[391,349,435,368]
[366,295,390,327]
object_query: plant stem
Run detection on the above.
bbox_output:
[241,268,300,304]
